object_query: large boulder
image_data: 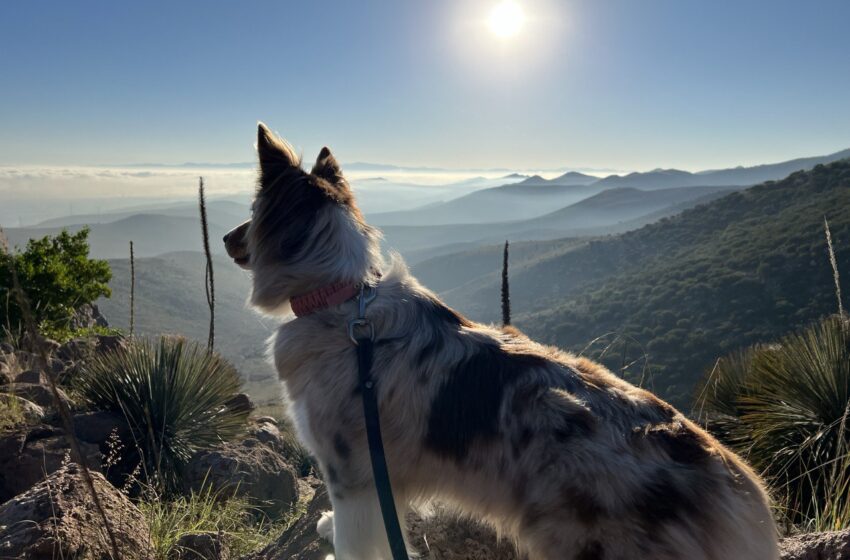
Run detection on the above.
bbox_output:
[14,369,44,385]
[0,425,102,503]
[0,463,151,560]
[780,529,850,559]
[0,394,45,426]
[71,410,130,445]
[185,422,299,518]
[69,303,109,330]
[6,383,72,410]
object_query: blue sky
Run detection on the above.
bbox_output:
[2,0,849,171]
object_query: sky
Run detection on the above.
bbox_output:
[2,0,850,172]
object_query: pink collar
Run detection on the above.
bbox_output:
[290,280,361,318]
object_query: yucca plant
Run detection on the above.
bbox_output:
[77,336,250,493]
[698,316,850,529]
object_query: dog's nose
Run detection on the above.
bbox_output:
[222,232,230,243]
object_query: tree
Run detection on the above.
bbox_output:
[0,228,112,335]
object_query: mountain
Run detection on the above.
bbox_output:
[381,185,735,260]
[516,174,550,186]
[594,148,850,190]
[35,200,250,229]
[370,183,602,226]
[370,148,850,226]
[594,169,698,190]
[420,160,850,408]
[550,171,600,185]
[3,214,233,259]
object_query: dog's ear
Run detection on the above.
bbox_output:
[257,122,300,170]
[311,146,344,184]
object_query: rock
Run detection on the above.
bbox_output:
[780,529,850,559]
[225,392,255,414]
[94,334,124,354]
[71,410,129,444]
[14,369,44,384]
[185,432,299,518]
[0,426,102,503]
[0,394,45,425]
[12,350,36,371]
[44,339,60,353]
[249,421,286,453]
[69,303,109,330]
[0,342,13,354]
[0,463,151,560]
[56,337,95,363]
[7,383,72,410]
[172,532,231,560]
[242,487,333,560]
[0,362,11,384]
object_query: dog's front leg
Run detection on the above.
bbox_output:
[322,487,410,560]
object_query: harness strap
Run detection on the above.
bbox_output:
[355,334,409,560]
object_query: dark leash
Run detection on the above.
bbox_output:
[349,284,410,560]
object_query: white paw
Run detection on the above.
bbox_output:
[317,510,335,542]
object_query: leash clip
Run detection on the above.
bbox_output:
[349,283,378,345]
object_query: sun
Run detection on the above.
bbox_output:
[488,1,526,38]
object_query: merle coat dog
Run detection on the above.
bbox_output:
[224,123,779,560]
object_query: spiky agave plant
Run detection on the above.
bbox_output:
[694,346,763,446]
[77,336,250,492]
[701,316,850,528]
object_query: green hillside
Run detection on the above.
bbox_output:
[516,161,850,407]
[419,161,850,408]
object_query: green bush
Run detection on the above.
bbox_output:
[0,228,111,336]
[77,336,250,493]
[696,316,850,530]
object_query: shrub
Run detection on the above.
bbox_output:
[696,316,850,530]
[76,336,250,492]
[0,228,111,337]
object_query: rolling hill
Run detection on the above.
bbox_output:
[381,185,735,260]
[97,252,282,404]
[421,160,850,408]
[370,183,602,226]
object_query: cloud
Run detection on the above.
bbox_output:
[0,165,260,200]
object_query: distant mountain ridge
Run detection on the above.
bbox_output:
[370,148,850,226]
[419,160,850,408]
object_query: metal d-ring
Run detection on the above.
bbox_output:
[349,283,378,345]
[348,318,374,345]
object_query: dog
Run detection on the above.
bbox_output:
[224,123,779,560]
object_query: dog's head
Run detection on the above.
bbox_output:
[224,123,381,314]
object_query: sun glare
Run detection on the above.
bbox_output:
[488,1,525,38]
